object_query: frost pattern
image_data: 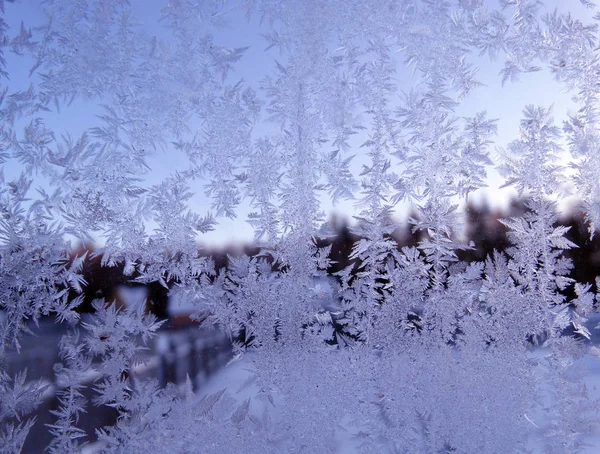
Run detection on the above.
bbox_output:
[1,0,600,453]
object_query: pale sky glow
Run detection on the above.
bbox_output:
[2,0,597,248]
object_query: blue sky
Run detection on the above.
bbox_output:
[1,0,597,247]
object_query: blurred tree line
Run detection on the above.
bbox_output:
[69,198,600,321]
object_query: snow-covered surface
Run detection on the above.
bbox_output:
[198,348,600,453]
[167,288,202,316]
[115,286,148,309]
[581,354,600,452]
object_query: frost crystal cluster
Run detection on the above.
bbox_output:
[2,0,600,453]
